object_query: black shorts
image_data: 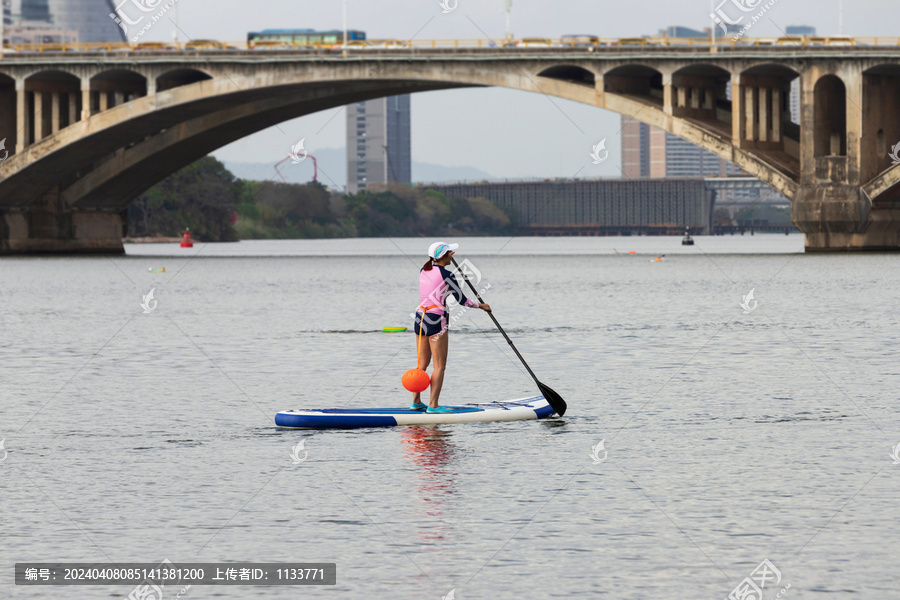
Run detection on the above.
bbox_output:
[414,311,447,337]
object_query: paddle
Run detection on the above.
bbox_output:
[451,257,567,417]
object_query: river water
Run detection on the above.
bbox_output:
[2,234,899,599]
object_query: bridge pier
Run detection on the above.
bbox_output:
[791,63,900,251]
[793,184,900,251]
[0,189,125,254]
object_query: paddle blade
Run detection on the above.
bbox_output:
[538,381,567,417]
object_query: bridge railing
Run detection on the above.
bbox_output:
[1,36,899,54]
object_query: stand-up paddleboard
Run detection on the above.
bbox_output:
[275,395,556,429]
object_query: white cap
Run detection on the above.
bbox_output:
[428,241,459,260]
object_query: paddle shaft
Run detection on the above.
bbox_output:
[451,257,541,386]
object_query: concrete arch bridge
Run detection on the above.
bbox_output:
[1,44,900,252]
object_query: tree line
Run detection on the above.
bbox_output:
[127,157,515,242]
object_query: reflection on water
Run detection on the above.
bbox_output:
[400,426,460,548]
[401,426,458,506]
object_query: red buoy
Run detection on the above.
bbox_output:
[180,229,193,248]
[402,368,430,393]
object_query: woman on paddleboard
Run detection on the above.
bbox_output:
[412,242,491,413]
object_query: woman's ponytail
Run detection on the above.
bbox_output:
[422,258,434,271]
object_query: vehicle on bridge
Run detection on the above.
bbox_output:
[560,35,601,47]
[519,37,553,47]
[617,37,656,46]
[248,40,291,50]
[133,41,177,52]
[185,39,229,51]
[247,29,366,49]
[819,36,855,46]
[353,39,407,49]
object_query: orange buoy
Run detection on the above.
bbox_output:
[402,368,430,393]
[180,229,193,248]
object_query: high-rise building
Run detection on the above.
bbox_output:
[18,0,125,43]
[660,26,708,38]
[3,18,78,45]
[621,117,649,178]
[2,0,12,30]
[346,95,411,194]
[621,115,737,179]
[1,1,9,47]
[660,130,734,178]
[789,79,801,123]
[19,0,49,22]
[785,25,816,36]
[49,0,125,43]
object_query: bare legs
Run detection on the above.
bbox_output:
[427,332,449,408]
[411,331,449,408]
[412,333,432,406]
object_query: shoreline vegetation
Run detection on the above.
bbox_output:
[127,156,515,242]
[126,156,794,242]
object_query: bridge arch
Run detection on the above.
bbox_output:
[814,75,846,157]
[862,64,900,183]
[671,64,730,126]
[735,63,799,170]
[537,65,596,87]
[61,82,458,208]
[157,68,213,92]
[20,66,79,81]
[23,70,81,145]
[0,76,469,209]
[24,69,80,84]
[90,70,148,114]
[604,64,663,106]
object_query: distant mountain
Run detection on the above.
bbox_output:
[224,148,346,188]
[223,148,495,190]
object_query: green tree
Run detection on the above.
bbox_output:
[128,157,239,241]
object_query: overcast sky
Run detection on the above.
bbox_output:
[138,0,896,180]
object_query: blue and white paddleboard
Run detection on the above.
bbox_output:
[275,395,556,429]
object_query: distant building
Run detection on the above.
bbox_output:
[785,25,816,36]
[346,95,411,194]
[3,19,78,45]
[620,114,739,180]
[48,0,125,43]
[423,179,715,234]
[621,117,650,177]
[2,0,12,42]
[785,26,815,123]
[15,0,125,43]
[789,79,801,123]
[660,26,709,38]
[19,0,49,22]
[657,127,735,178]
